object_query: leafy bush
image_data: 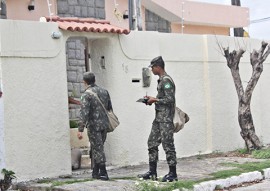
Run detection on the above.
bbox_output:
[0,169,16,191]
[70,120,79,129]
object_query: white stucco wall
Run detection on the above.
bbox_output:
[0,72,4,171]
[64,31,270,167]
[0,20,71,181]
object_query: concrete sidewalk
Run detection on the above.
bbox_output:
[12,155,270,191]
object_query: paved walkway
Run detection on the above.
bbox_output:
[12,155,270,191]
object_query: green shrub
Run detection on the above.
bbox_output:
[0,169,16,191]
[69,120,78,129]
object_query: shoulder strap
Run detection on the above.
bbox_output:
[163,75,175,86]
[85,89,108,114]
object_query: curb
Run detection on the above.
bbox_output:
[193,168,270,191]
[12,168,270,191]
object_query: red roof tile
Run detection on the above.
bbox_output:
[46,16,130,35]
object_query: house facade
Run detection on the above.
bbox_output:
[2,0,267,182]
[5,0,249,35]
[4,0,250,120]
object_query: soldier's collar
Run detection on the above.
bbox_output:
[159,72,168,79]
[85,84,95,90]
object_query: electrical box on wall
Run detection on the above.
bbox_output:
[142,67,151,87]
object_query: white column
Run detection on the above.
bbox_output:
[0,71,5,170]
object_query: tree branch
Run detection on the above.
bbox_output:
[259,41,268,59]
[244,71,261,104]
[223,48,245,70]
[250,42,269,66]
[245,42,270,103]
[223,47,245,100]
[231,69,244,101]
[262,44,270,62]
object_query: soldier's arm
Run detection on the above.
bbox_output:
[156,79,175,105]
[78,93,91,132]
[106,91,113,111]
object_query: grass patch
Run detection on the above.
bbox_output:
[236,160,270,172]
[210,160,270,180]
[38,178,93,187]
[112,176,137,181]
[210,168,245,179]
[37,179,53,184]
[237,148,249,154]
[136,160,270,191]
[236,147,270,159]
[135,180,196,191]
[252,149,270,159]
[51,179,92,187]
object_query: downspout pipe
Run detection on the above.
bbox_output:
[128,0,133,30]
[231,0,244,37]
[136,0,142,31]
[0,1,7,19]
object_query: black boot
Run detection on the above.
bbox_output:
[137,162,157,180]
[99,163,109,181]
[92,163,100,179]
[162,166,178,182]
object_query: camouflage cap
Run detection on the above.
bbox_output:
[148,56,164,68]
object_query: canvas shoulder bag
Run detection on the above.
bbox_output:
[86,89,120,133]
[163,76,190,133]
[173,106,190,133]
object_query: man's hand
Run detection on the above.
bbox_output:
[146,96,158,105]
[77,132,83,140]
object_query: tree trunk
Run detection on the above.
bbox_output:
[223,42,270,152]
[238,104,261,150]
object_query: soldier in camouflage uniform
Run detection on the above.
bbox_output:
[77,72,112,181]
[138,56,178,182]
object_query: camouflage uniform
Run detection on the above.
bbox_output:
[148,73,177,166]
[79,84,112,164]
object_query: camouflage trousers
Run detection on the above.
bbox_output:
[87,128,107,164]
[148,121,177,166]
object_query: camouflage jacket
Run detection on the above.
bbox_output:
[79,84,112,132]
[154,73,175,122]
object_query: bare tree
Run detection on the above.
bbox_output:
[221,41,270,151]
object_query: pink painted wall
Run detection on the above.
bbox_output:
[105,0,129,30]
[182,1,249,27]
[142,0,249,27]
[6,0,57,21]
[171,23,229,35]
